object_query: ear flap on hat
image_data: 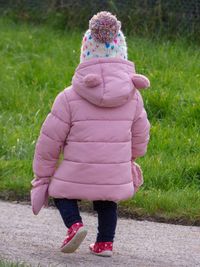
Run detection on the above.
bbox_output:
[131,74,150,90]
[83,74,102,88]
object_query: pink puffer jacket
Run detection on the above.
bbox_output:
[33,58,150,202]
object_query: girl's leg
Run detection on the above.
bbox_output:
[54,198,82,228]
[93,200,117,242]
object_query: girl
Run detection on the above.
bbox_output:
[32,11,150,257]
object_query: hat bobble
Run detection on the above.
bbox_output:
[89,11,121,43]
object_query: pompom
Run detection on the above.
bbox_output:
[131,74,150,89]
[83,74,102,88]
[89,11,121,43]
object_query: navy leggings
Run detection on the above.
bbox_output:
[54,198,117,242]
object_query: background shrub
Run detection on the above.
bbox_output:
[0,0,200,41]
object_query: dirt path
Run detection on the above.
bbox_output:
[0,200,199,267]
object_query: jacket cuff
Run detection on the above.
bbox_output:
[31,177,50,187]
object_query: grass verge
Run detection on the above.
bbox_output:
[0,259,31,267]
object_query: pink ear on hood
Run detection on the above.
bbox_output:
[83,74,102,88]
[131,74,150,89]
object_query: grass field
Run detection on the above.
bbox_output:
[0,18,200,224]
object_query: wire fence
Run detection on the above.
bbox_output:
[0,0,200,40]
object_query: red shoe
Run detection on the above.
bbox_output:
[60,222,87,253]
[89,242,113,257]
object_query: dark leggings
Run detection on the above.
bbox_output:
[54,198,117,242]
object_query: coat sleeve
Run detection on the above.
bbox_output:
[131,91,150,159]
[33,90,71,178]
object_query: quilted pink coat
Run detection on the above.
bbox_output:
[32,58,150,204]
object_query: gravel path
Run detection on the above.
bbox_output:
[0,200,199,267]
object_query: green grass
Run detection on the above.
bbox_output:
[0,260,30,267]
[0,18,200,224]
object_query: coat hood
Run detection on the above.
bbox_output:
[72,58,136,107]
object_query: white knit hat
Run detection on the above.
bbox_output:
[80,11,128,63]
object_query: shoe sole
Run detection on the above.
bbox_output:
[90,250,113,257]
[61,227,87,253]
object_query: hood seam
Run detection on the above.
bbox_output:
[100,62,105,106]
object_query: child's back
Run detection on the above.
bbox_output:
[32,11,150,257]
[33,58,150,201]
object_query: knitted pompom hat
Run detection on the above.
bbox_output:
[80,11,127,63]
